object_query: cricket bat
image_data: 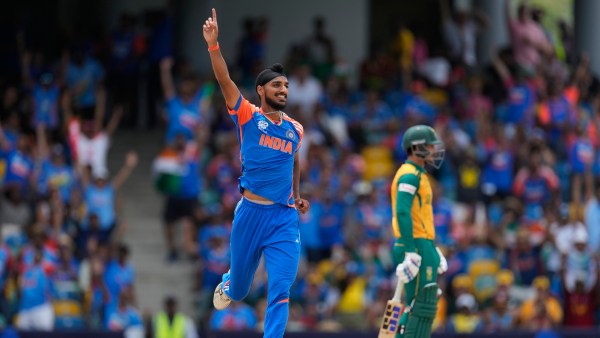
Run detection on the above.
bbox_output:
[378,277,404,337]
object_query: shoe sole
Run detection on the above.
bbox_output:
[213,282,231,310]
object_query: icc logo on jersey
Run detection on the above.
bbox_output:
[286,130,295,140]
[258,120,268,132]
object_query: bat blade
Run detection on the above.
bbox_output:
[378,299,403,337]
[378,278,404,338]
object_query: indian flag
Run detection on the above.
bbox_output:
[152,149,184,195]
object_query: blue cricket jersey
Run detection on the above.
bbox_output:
[165,91,204,144]
[84,184,116,230]
[66,58,105,108]
[569,138,594,174]
[229,96,303,207]
[3,150,34,190]
[505,83,534,124]
[38,160,75,202]
[32,85,60,129]
[20,264,52,310]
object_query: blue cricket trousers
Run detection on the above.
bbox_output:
[227,197,300,338]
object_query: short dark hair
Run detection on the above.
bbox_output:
[529,144,542,155]
[181,73,199,84]
[118,243,130,256]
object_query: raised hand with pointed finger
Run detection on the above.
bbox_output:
[203,8,219,47]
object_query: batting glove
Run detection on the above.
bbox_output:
[436,246,447,275]
[396,252,422,283]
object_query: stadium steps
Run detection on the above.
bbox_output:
[107,129,197,319]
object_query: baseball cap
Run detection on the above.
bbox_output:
[573,227,589,244]
[93,167,109,180]
[455,293,477,310]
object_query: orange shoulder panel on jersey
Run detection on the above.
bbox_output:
[282,113,304,149]
[228,95,256,126]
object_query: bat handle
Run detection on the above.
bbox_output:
[392,277,404,302]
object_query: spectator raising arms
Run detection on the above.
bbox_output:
[79,151,138,245]
[505,0,553,73]
[160,56,210,145]
[67,106,123,180]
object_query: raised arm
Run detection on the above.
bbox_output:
[491,48,513,88]
[21,51,33,89]
[203,8,241,109]
[61,90,73,131]
[94,86,106,134]
[105,106,124,136]
[160,57,176,100]
[50,192,65,239]
[35,124,49,160]
[111,151,138,190]
[30,125,47,195]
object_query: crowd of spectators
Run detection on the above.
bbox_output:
[0,7,157,337]
[1,0,600,337]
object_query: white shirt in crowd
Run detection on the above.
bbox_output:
[549,220,587,254]
[287,75,323,118]
[442,19,478,66]
[68,119,110,177]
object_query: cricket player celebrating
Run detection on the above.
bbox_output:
[391,125,448,338]
[202,8,310,338]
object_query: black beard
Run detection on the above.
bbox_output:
[265,96,286,111]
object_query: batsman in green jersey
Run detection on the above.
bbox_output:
[391,125,448,338]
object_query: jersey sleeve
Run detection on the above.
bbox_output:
[228,95,254,126]
[396,173,420,252]
[295,125,304,151]
[282,113,304,150]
